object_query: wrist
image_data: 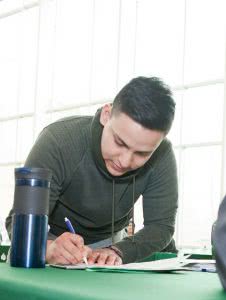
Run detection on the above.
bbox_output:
[107,245,123,259]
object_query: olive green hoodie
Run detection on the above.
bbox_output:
[6,109,178,263]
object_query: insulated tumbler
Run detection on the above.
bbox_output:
[10,167,52,268]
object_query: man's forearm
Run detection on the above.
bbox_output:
[115,224,174,264]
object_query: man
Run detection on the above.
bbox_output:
[212,195,226,289]
[6,76,178,266]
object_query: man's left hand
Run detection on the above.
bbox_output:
[88,248,122,265]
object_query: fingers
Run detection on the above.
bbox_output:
[88,251,100,265]
[55,255,72,265]
[46,232,91,265]
[88,248,122,266]
[46,233,122,266]
[106,254,122,266]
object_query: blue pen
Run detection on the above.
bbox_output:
[64,217,75,234]
[64,217,88,265]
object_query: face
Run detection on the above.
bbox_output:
[100,104,165,176]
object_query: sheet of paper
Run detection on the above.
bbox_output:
[50,263,88,269]
[50,257,188,272]
[88,257,188,272]
[182,259,216,273]
[50,258,216,273]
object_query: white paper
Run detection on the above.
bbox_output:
[50,257,189,271]
[50,263,89,269]
[50,258,216,273]
[89,257,189,271]
[182,259,216,272]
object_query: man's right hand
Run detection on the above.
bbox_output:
[46,232,92,265]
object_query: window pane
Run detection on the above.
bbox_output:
[117,0,137,90]
[36,0,57,111]
[135,0,185,87]
[0,166,14,222]
[90,0,120,101]
[0,0,38,13]
[53,0,121,107]
[0,15,20,118]
[52,0,94,108]
[16,117,34,162]
[18,7,38,114]
[178,146,221,247]
[0,120,17,163]
[182,84,224,144]
[184,0,226,83]
[0,7,38,117]
[168,91,183,146]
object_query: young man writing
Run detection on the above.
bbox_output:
[6,76,178,266]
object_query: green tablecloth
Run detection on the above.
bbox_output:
[0,263,225,300]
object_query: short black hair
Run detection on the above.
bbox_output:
[112,77,175,134]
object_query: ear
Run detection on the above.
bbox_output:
[100,104,112,126]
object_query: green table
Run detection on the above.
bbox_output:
[0,263,225,300]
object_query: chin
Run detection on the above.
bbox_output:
[107,167,125,177]
[105,162,126,176]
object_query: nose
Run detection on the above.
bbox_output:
[119,150,133,169]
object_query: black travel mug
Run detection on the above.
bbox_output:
[10,167,52,268]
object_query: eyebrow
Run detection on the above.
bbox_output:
[113,132,153,154]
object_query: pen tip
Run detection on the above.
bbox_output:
[83,257,88,265]
[64,217,68,222]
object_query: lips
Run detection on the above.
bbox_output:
[113,163,123,171]
[110,161,124,173]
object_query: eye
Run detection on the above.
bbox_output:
[136,152,152,157]
[115,139,124,147]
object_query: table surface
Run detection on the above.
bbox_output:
[0,262,225,300]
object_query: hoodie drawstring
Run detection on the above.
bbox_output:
[132,176,136,242]
[111,176,136,244]
[111,179,115,244]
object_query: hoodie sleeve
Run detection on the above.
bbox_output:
[115,145,178,263]
[5,127,66,238]
[212,195,226,290]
